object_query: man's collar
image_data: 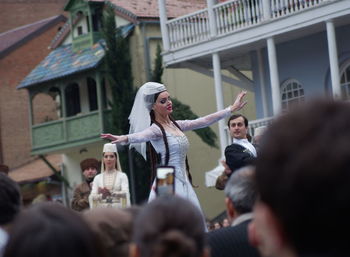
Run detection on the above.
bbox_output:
[232,212,253,226]
[233,138,248,143]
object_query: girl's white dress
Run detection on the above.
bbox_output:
[89,171,131,209]
[127,107,232,212]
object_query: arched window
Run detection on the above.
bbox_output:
[340,60,350,100]
[32,88,61,125]
[281,79,305,111]
[48,87,62,118]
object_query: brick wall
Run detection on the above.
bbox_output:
[0,21,65,169]
[0,0,67,33]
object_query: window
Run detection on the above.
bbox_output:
[340,60,350,100]
[87,78,98,111]
[77,26,83,35]
[92,7,103,32]
[281,79,305,111]
[65,83,81,117]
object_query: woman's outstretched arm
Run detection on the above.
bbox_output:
[101,124,162,144]
[178,91,247,131]
[100,134,128,144]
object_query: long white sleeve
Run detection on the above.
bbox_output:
[177,107,232,131]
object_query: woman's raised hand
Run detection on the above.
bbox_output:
[100,134,128,144]
[231,91,247,112]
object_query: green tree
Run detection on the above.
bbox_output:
[102,5,147,203]
[102,5,134,135]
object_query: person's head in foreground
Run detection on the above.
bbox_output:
[83,207,133,257]
[4,202,106,257]
[251,99,350,257]
[130,195,208,257]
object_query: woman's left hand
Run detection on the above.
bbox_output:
[231,91,247,112]
[101,134,128,144]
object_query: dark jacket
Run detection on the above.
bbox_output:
[215,144,256,190]
[208,220,261,257]
[225,143,256,172]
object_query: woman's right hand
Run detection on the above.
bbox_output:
[100,133,128,144]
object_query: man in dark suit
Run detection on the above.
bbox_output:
[216,114,257,190]
[208,166,260,257]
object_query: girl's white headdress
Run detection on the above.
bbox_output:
[128,82,166,159]
[101,143,122,173]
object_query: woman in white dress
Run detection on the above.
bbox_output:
[89,143,131,208]
[101,82,246,212]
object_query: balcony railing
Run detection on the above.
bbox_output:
[166,0,330,50]
[31,110,112,154]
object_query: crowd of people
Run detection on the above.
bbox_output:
[1,81,349,257]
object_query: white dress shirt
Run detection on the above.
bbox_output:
[232,138,257,157]
[0,227,8,257]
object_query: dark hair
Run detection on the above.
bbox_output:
[0,173,21,225]
[4,202,106,257]
[227,114,248,127]
[133,196,206,257]
[256,99,350,254]
[0,164,9,175]
[83,208,132,257]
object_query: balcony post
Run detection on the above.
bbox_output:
[28,91,34,147]
[60,83,68,142]
[267,37,281,115]
[262,0,271,21]
[95,72,104,132]
[207,0,217,37]
[326,20,341,99]
[212,52,226,156]
[158,0,170,51]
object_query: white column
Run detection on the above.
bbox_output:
[212,53,226,156]
[207,0,217,37]
[257,49,268,117]
[158,0,170,51]
[326,20,341,99]
[262,0,271,21]
[267,37,281,115]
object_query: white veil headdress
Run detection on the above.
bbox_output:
[101,143,123,173]
[128,82,166,159]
